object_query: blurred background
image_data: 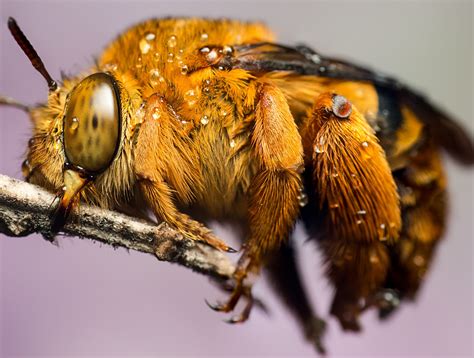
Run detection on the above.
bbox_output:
[0,0,472,356]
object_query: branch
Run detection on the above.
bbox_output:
[0,174,235,280]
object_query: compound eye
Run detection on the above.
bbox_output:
[63,72,121,173]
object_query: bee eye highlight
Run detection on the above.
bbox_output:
[63,72,121,174]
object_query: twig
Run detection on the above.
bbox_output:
[0,173,235,280]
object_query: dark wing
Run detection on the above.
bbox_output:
[221,43,474,165]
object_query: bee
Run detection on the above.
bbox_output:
[2,16,473,354]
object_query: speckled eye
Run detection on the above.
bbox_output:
[63,72,121,174]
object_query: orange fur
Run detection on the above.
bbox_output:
[246,83,303,261]
[300,92,401,330]
[9,17,469,340]
[303,92,401,242]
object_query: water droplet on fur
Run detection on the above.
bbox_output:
[314,144,324,154]
[230,139,236,148]
[180,65,189,75]
[332,173,339,178]
[136,57,143,68]
[103,63,118,72]
[356,219,363,225]
[206,49,219,62]
[145,32,155,41]
[220,109,228,117]
[379,223,388,241]
[357,210,367,215]
[153,52,160,61]
[330,203,339,209]
[200,115,209,125]
[167,53,174,63]
[167,35,177,48]
[200,33,209,42]
[184,89,197,106]
[135,103,145,122]
[149,69,161,86]
[152,108,161,120]
[70,117,79,132]
[362,141,369,148]
[297,192,308,207]
[139,38,152,54]
[413,255,425,267]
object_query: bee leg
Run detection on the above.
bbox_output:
[50,168,89,232]
[380,140,447,318]
[137,175,233,252]
[208,82,303,321]
[301,92,401,331]
[322,241,390,331]
[206,253,251,317]
[266,242,327,354]
[0,95,31,112]
[135,94,233,253]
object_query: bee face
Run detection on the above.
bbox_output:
[63,72,122,175]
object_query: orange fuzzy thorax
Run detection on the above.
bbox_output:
[310,93,401,242]
[98,18,274,128]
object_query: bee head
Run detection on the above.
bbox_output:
[3,18,131,232]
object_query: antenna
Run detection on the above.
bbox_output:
[0,95,30,112]
[8,17,57,92]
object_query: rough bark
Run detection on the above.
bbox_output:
[0,174,235,280]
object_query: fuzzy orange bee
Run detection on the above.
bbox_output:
[2,17,473,353]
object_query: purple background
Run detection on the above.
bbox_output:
[1,1,472,356]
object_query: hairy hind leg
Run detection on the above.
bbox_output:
[207,82,303,322]
[135,94,233,252]
[322,240,390,331]
[300,92,401,330]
